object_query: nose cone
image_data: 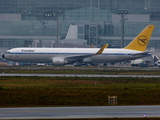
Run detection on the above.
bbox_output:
[2,54,5,59]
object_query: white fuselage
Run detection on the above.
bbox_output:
[2,25,154,65]
[3,47,150,64]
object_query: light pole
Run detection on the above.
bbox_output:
[54,11,63,47]
[117,9,128,48]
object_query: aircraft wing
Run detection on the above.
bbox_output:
[64,44,108,62]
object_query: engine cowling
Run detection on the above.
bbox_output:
[52,58,68,66]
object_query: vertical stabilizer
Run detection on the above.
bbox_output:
[124,25,155,51]
[65,25,78,39]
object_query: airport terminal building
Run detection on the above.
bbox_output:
[0,0,160,53]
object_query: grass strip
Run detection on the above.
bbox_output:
[0,76,160,107]
[1,67,160,75]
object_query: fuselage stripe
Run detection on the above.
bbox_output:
[6,53,134,55]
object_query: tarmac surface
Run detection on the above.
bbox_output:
[1,73,160,78]
[0,105,160,119]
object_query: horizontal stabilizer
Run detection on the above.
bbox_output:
[131,52,151,56]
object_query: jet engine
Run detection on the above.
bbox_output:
[52,58,68,66]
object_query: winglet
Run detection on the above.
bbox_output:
[95,44,108,55]
[124,25,155,51]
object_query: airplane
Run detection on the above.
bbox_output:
[2,25,155,66]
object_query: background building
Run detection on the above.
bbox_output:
[0,0,160,54]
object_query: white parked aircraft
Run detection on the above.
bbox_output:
[2,25,155,66]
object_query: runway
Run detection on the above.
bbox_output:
[1,73,160,78]
[0,105,160,119]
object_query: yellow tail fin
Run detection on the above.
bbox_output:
[124,25,155,51]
